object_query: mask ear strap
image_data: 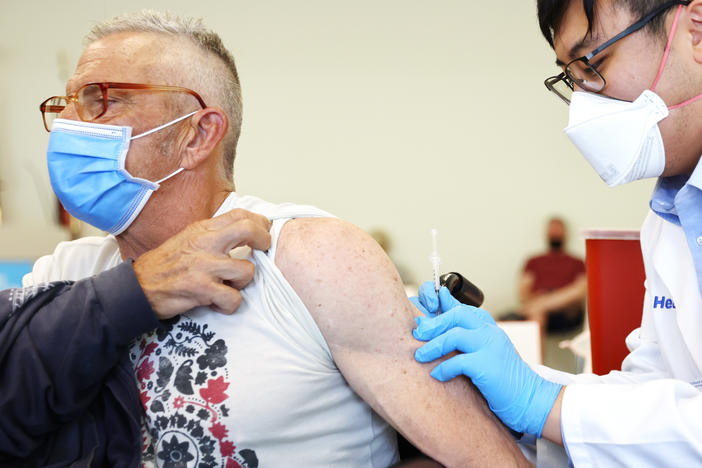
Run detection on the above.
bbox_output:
[131,111,198,140]
[155,167,185,185]
[651,5,683,92]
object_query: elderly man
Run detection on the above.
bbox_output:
[26,10,528,468]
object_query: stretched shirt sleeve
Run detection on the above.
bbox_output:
[0,260,159,458]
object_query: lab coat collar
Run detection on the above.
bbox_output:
[650,154,702,218]
[649,156,702,300]
[651,156,702,218]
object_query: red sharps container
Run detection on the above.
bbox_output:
[582,229,646,375]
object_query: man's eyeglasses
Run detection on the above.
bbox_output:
[544,0,689,105]
[39,82,207,132]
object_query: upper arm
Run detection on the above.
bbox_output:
[275,218,528,467]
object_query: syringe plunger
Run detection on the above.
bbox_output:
[430,229,441,293]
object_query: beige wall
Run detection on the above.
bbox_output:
[0,1,655,313]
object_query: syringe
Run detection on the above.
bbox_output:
[430,229,441,310]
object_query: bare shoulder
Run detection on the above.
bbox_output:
[275,217,410,348]
[275,217,401,289]
[276,217,384,262]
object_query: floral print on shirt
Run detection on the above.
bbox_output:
[131,316,258,468]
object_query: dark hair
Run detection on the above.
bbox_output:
[537,0,673,49]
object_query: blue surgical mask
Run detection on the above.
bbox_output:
[47,112,195,235]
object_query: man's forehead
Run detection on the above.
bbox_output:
[67,32,166,91]
[83,33,165,66]
[552,1,602,66]
[548,219,565,230]
[551,0,631,66]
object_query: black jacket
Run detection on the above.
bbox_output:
[0,260,158,466]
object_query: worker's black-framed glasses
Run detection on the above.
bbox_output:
[544,0,690,105]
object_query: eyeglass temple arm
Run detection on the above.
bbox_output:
[585,0,690,60]
[41,104,65,112]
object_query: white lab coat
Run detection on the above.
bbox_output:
[538,210,702,466]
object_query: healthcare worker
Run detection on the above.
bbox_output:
[412,0,702,465]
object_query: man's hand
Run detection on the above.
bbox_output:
[133,209,271,319]
[412,281,562,438]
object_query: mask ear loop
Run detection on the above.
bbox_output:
[131,111,198,140]
[651,5,702,109]
[650,5,682,92]
[132,111,197,185]
[155,167,185,185]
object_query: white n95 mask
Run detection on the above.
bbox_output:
[564,90,668,187]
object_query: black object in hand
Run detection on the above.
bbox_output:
[439,272,484,308]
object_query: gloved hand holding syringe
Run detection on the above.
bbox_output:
[412,228,561,439]
[421,228,484,315]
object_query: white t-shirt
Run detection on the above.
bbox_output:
[25,193,399,468]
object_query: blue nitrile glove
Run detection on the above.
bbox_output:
[412,286,562,438]
[410,280,447,316]
[410,280,471,317]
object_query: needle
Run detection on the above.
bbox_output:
[430,228,441,311]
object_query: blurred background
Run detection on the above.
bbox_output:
[0,0,654,315]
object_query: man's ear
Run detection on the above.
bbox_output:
[687,0,702,64]
[180,107,229,170]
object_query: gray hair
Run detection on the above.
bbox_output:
[86,10,242,182]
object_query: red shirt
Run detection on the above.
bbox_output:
[524,251,586,293]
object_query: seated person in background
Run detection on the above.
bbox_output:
[26,10,530,467]
[517,217,587,334]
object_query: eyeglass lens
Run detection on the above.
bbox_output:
[77,84,107,121]
[547,77,574,104]
[566,60,605,93]
[545,60,604,105]
[42,97,67,131]
[43,84,107,131]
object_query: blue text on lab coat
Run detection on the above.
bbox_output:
[653,296,677,309]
